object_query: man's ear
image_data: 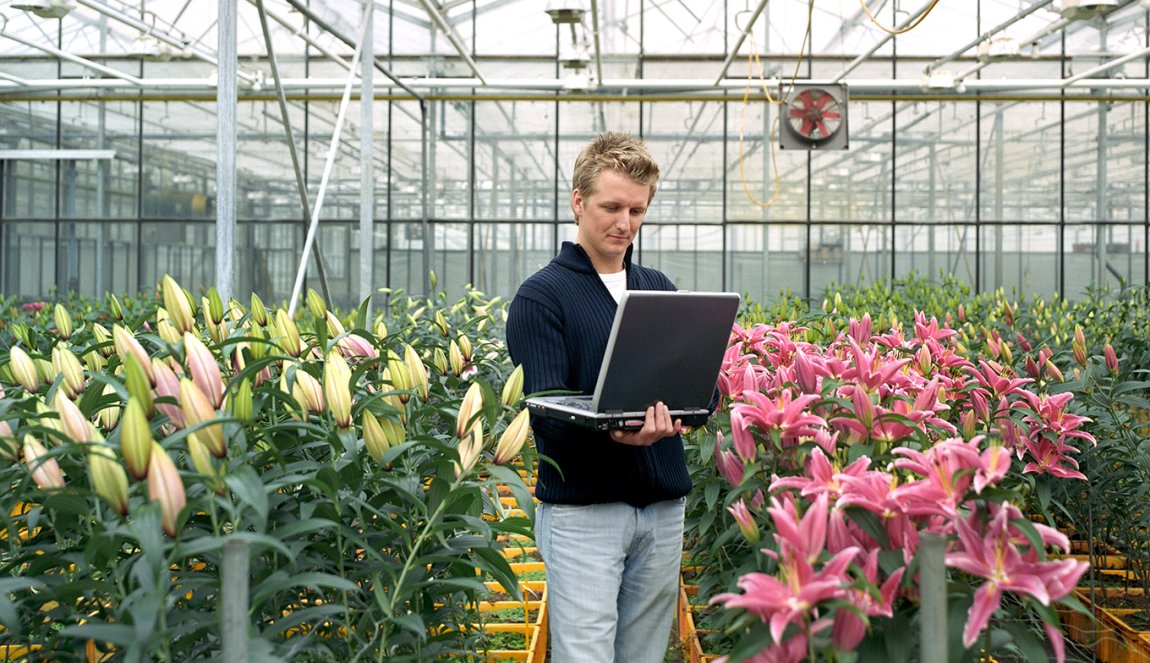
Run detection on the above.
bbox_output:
[571,189,584,222]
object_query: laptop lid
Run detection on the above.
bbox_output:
[590,290,741,412]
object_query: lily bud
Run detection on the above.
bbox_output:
[455,419,483,478]
[325,310,346,338]
[179,378,226,458]
[53,303,73,340]
[1045,359,1064,382]
[187,434,226,495]
[1073,343,1087,369]
[54,390,94,443]
[250,293,269,327]
[373,317,388,340]
[291,368,325,415]
[155,309,182,346]
[434,310,449,337]
[1024,356,1040,381]
[492,409,530,465]
[403,345,429,401]
[8,346,40,393]
[323,350,353,428]
[457,334,473,362]
[120,398,154,480]
[275,309,303,357]
[23,435,65,490]
[386,358,412,402]
[34,357,54,386]
[456,382,485,439]
[228,377,253,423]
[122,354,154,418]
[728,499,760,545]
[146,443,187,537]
[52,345,86,399]
[88,444,130,516]
[184,333,224,408]
[306,289,326,319]
[92,323,115,358]
[113,325,153,384]
[84,350,106,373]
[96,384,121,432]
[433,348,448,375]
[1104,343,1119,375]
[106,292,124,321]
[205,288,225,325]
[203,297,227,344]
[151,358,184,428]
[449,340,465,377]
[162,275,195,335]
[1001,341,1013,366]
[1074,325,1086,350]
[957,304,966,323]
[0,419,17,461]
[960,409,977,440]
[227,298,246,324]
[361,410,391,465]
[501,365,524,406]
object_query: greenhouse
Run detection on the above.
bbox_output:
[2,0,1149,661]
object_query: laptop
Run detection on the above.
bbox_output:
[526,290,741,431]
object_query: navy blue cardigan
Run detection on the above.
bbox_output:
[505,241,692,507]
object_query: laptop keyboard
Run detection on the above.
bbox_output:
[553,397,593,410]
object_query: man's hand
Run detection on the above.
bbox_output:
[610,401,682,447]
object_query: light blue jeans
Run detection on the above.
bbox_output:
[536,499,686,663]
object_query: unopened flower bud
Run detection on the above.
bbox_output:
[501,365,524,406]
[151,358,185,428]
[179,378,226,458]
[89,444,129,517]
[325,310,346,337]
[306,289,326,320]
[53,303,73,340]
[106,292,124,321]
[84,350,106,373]
[373,316,388,340]
[455,419,483,478]
[1074,325,1086,350]
[290,368,325,416]
[228,377,253,423]
[449,340,465,377]
[8,346,40,393]
[113,325,153,384]
[386,359,412,402]
[120,398,154,480]
[147,443,186,537]
[457,382,485,439]
[205,288,225,325]
[403,345,429,401]
[1024,356,1040,381]
[1045,359,1064,382]
[434,310,449,337]
[274,309,303,357]
[457,334,473,362]
[728,499,760,545]
[92,323,115,357]
[24,434,65,490]
[1073,343,1087,369]
[433,348,448,375]
[492,409,530,465]
[54,390,94,443]
[162,275,195,335]
[96,384,120,432]
[52,345,86,399]
[187,434,226,495]
[361,410,391,465]
[250,293,269,327]
[1104,343,1119,375]
[184,333,223,409]
[324,350,353,428]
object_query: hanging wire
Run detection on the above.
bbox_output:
[860,0,943,35]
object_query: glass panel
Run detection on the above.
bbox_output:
[1065,224,1147,296]
[645,99,724,224]
[56,221,138,297]
[980,224,1058,298]
[59,99,140,220]
[809,224,891,296]
[638,224,724,291]
[3,221,56,296]
[726,101,808,222]
[894,225,976,285]
[139,221,215,293]
[429,222,471,301]
[390,102,426,220]
[235,221,302,306]
[727,223,806,302]
[473,222,560,300]
[894,102,978,224]
[473,100,556,221]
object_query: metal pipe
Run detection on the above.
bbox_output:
[415,0,487,85]
[832,0,941,84]
[359,0,374,309]
[281,0,425,102]
[925,0,1055,73]
[220,538,250,663]
[918,533,948,662]
[1062,43,1150,86]
[0,31,144,85]
[589,0,604,87]
[0,69,29,85]
[216,0,237,302]
[713,0,769,86]
[287,6,371,317]
[252,1,355,73]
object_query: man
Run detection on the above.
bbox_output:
[505,132,688,662]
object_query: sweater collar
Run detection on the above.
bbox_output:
[556,241,634,275]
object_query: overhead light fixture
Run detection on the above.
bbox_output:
[1059,0,1119,21]
[545,0,585,25]
[922,69,955,89]
[11,0,74,19]
[977,36,1020,63]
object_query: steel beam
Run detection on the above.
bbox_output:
[216,0,237,302]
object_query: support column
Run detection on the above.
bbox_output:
[359,0,375,309]
[216,0,238,301]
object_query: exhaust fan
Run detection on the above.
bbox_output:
[779,84,849,150]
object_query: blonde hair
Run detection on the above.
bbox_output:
[571,132,660,211]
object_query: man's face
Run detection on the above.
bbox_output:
[573,169,650,273]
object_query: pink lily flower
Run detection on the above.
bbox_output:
[770,447,870,501]
[832,553,905,651]
[890,438,983,521]
[735,390,825,441]
[967,360,1033,400]
[1020,435,1087,481]
[715,430,745,488]
[913,311,956,343]
[848,313,873,345]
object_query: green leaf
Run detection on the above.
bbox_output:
[473,546,521,602]
[251,571,360,608]
[226,465,270,531]
[844,507,889,548]
[725,620,778,662]
[1000,620,1048,662]
[58,622,137,645]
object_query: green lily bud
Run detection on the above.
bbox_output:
[290,368,325,416]
[11,323,31,349]
[96,384,121,432]
[325,310,345,338]
[187,433,226,495]
[434,310,449,337]
[161,275,195,335]
[501,365,524,407]
[88,443,129,517]
[227,298,245,324]
[120,398,154,480]
[456,382,484,439]
[228,377,253,423]
[361,410,390,465]
[203,296,226,344]
[492,408,530,465]
[449,340,465,377]
[155,309,182,346]
[403,345,429,401]
[275,309,303,357]
[249,293,268,327]
[106,292,124,321]
[455,420,483,479]
[34,357,54,385]
[179,378,226,458]
[373,316,388,340]
[54,390,94,443]
[386,359,412,403]
[123,354,154,419]
[92,323,115,357]
[53,303,73,340]
[433,347,448,375]
[84,350,106,373]
[52,345,86,399]
[306,289,326,319]
[323,350,353,429]
[147,443,187,537]
[8,346,39,393]
[205,288,225,325]
[457,334,473,362]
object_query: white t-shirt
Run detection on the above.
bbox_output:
[599,270,627,303]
